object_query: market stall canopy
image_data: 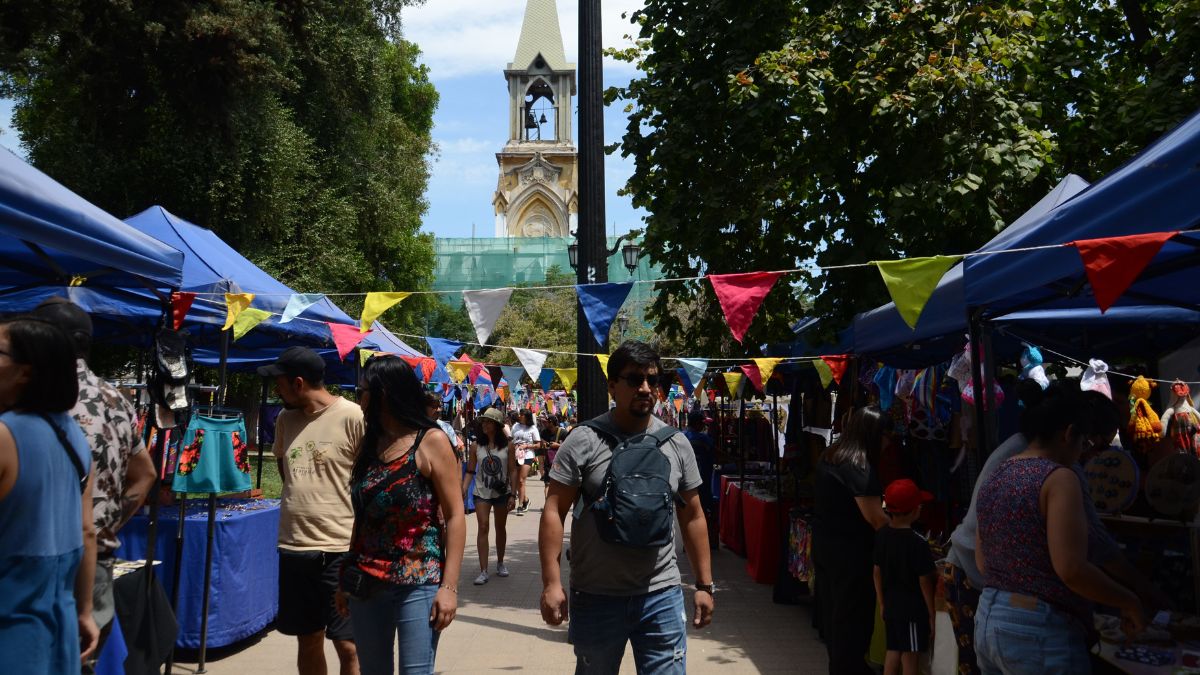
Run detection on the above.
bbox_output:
[0,150,184,289]
[964,109,1200,316]
[853,174,1090,368]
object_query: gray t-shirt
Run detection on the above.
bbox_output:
[550,412,703,596]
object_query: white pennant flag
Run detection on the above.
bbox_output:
[463,288,513,345]
[512,347,549,382]
[280,293,325,323]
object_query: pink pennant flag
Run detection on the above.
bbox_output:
[708,271,783,343]
[739,364,763,394]
[328,323,371,361]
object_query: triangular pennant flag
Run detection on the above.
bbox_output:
[874,255,961,329]
[360,349,380,368]
[513,347,549,382]
[171,292,196,331]
[677,358,708,389]
[821,355,851,386]
[740,364,763,394]
[281,293,325,324]
[708,272,782,343]
[429,363,450,384]
[463,288,513,345]
[426,337,464,368]
[674,398,684,413]
[752,358,783,387]
[538,368,556,391]
[399,356,434,383]
[576,282,634,348]
[467,362,484,385]
[1073,231,1178,312]
[813,359,834,389]
[500,365,526,388]
[222,293,255,330]
[328,322,370,361]
[361,292,412,332]
[595,354,610,378]
[447,360,472,384]
[557,368,578,391]
[722,371,744,398]
[677,368,695,397]
[487,366,503,388]
[232,307,271,340]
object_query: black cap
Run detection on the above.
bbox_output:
[257,346,325,382]
[32,296,93,357]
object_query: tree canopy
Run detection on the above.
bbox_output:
[607,0,1200,353]
[0,0,439,331]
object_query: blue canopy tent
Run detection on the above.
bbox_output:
[0,149,184,292]
[852,175,1090,368]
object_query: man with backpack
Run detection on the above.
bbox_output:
[538,340,714,673]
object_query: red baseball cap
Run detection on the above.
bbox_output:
[884,479,934,514]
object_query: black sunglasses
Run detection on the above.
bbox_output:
[616,373,660,388]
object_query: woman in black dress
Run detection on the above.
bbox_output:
[813,405,889,675]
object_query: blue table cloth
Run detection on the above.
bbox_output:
[118,498,280,649]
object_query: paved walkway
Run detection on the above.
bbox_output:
[170,487,827,674]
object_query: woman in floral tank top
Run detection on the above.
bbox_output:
[974,384,1144,673]
[338,356,466,675]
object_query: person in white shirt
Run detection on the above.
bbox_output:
[510,409,540,514]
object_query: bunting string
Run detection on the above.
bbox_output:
[995,327,1200,387]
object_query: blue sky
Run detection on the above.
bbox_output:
[0,1,646,239]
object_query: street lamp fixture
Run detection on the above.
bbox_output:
[615,311,629,335]
[568,233,641,275]
[567,241,579,270]
[621,241,641,274]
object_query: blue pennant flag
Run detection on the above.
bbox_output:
[538,368,556,392]
[677,368,695,397]
[500,365,525,389]
[677,358,708,389]
[429,362,450,384]
[477,385,494,408]
[576,282,634,349]
[441,383,456,402]
[426,337,463,368]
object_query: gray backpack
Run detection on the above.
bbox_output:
[578,419,680,548]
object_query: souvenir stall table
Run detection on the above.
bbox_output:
[740,482,793,584]
[118,499,281,649]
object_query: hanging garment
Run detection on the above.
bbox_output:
[171,414,251,494]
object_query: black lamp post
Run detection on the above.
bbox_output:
[568,233,640,275]
[577,0,607,420]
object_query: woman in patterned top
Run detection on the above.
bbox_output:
[338,356,466,675]
[974,383,1145,673]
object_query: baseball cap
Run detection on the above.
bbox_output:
[256,346,325,382]
[883,479,934,514]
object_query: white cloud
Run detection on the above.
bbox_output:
[403,0,644,81]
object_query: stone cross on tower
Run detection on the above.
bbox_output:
[493,0,578,238]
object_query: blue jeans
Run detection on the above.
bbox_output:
[350,583,440,675]
[974,588,1091,674]
[568,586,687,675]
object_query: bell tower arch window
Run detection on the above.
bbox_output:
[524,77,557,142]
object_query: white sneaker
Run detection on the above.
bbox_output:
[496,563,510,577]
[473,570,489,585]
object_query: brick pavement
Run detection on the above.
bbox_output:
[170,486,827,674]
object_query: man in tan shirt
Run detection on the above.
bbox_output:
[260,347,364,675]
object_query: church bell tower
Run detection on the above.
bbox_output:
[493,0,578,238]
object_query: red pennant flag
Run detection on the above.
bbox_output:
[708,271,783,344]
[400,356,436,383]
[739,364,763,393]
[821,355,851,386]
[171,292,196,330]
[1073,231,1177,312]
[328,323,371,361]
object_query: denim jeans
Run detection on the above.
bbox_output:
[568,586,687,675]
[350,583,440,675]
[974,588,1091,675]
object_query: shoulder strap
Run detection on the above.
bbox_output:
[580,418,621,444]
[37,413,87,494]
[648,426,680,446]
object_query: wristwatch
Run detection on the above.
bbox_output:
[695,582,715,594]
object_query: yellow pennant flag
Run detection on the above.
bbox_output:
[232,307,271,340]
[874,255,962,329]
[557,368,579,391]
[722,372,743,399]
[753,358,783,388]
[359,349,380,368]
[223,293,255,330]
[595,354,610,378]
[361,292,412,332]
[446,360,472,384]
[813,359,834,389]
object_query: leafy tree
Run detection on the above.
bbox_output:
[607,0,1200,350]
[0,0,438,328]
[483,266,578,370]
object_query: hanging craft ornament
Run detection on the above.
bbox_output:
[232,308,271,340]
[281,293,325,324]
[222,292,255,331]
[576,282,634,349]
[1163,381,1200,456]
[1128,376,1163,456]
[1080,359,1112,399]
[1073,231,1177,312]
[873,256,962,329]
[1019,345,1050,390]
[708,271,783,344]
[361,292,412,332]
[328,322,371,361]
[463,288,513,345]
[171,292,196,330]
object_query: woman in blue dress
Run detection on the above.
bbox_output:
[0,316,99,672]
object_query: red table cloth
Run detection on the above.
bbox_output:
[719,477,745,555]
[742,491,791,584]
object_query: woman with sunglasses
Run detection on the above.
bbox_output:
[338,356,466,675]
[461,407,517,585]
[0,317,99,671]
[510,409,541,514]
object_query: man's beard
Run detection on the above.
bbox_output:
[629,398,653,418]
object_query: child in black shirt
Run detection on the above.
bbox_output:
[874,479,937,675]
